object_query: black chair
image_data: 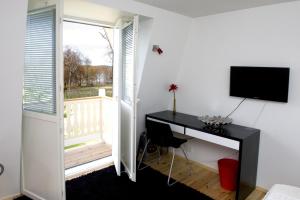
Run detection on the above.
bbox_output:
[138,120,191,186]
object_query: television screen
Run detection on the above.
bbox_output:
[230,66,290,102]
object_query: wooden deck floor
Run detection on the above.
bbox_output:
[64,143,112,169]
[145,153,266,200]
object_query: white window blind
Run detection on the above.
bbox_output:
[24,8,56,114]
[121,23,134,104]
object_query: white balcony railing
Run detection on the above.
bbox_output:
[64,96,113,146]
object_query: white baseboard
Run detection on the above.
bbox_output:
[195,160,268,192]
[175,153,268,193]
[256,186,268,193]
[1,193,21,200]
[22,189,45,200]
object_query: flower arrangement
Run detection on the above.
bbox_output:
[169,83,178,115]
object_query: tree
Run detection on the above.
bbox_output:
[99,28,113,66]
[84,58,91,86]
[64,47,83,91]
[64,27,114,92]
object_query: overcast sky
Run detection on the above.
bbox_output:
[63,21,113,66]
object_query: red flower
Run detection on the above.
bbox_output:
[169,84,178,92]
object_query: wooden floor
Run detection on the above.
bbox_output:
[145,153,266,200]
[64,142,112,169]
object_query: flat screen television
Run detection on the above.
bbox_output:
[230,66,290,102]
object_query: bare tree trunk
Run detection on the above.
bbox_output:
[99,28,114,65]
[103,28,113,54]
[86,66,89,86]
[68,70,72,92]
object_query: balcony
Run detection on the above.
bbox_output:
[64,96,113,169]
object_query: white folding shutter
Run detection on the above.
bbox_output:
[121,22,134,104]
[22,5,64,200]
[120,16,138,182]
[24,9,56,114]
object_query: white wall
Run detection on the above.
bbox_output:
[0,0,28,199]
[89,0,192,139]
[176,1,300,189]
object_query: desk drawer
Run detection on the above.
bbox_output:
[186,128,240,150]
[146,117,184,134]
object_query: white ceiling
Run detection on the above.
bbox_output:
[134,0,299,17]
[64,0,134,26]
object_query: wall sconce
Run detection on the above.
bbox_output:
[152,45,163,55]
[0,163,4,176]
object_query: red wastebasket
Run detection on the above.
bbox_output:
[218,158,238,191]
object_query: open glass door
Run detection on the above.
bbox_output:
[120,16,139,182]
[22,0,65,199]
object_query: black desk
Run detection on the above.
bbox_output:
[146,110,260,200]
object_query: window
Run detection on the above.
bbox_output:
[23,8,56,114]
[121,23,134,104]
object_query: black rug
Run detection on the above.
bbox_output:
[14,197,30,200]
[16,165,213,200]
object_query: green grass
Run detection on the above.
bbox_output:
[64,143,85,150]
[64,86,112,99]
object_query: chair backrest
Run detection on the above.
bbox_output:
[146,120,173,146]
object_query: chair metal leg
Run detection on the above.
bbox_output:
[167,148,178,186]
[138,139,150,170]
[167,146,193,186]
[180,146,192,176]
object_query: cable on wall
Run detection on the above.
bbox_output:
[225,98,247,118]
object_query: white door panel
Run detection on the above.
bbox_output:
[22,2,64,200]
[112,26,121,176]
[22,114,62,200]
[120,101,133,176]
[120,16,138,182]
[112,96,121,176]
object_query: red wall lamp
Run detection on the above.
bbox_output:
[152,45,163,55]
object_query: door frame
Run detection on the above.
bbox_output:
[131,15,139,182]
[59,11,139,198]
[57,0,66,198]
[112,21,122,176]
[60,16,119,175]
